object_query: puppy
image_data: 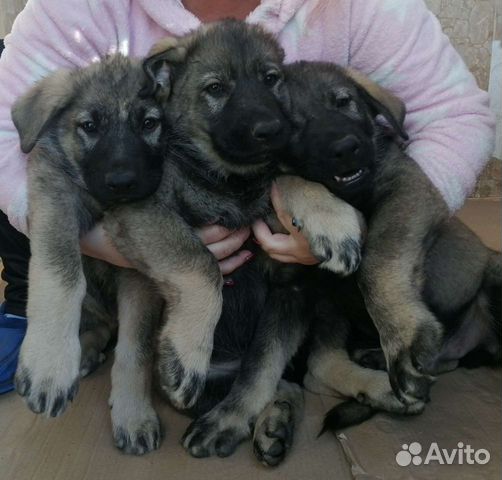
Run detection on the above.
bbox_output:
[277,61,501,428]
[121,20,364,463]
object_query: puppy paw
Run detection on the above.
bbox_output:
[294,206,364,276]
[358,370,425,415]
[253,400,295,467]
[378,317,442,405]
[112,406,162,455]
[388,352,435,405]
[156,339,206,410]
[311,234,362,276]
[79,348,106,378]
[274,175,365,276]
[182,407,251,458]
[15,364,80,417]
[15,339,81,417]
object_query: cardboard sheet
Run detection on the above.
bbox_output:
[1,199,500,480]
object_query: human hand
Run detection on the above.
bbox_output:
[252,183,319,265]
[196,225,253,275]
[80,223,133,268]
[81,222,252,275]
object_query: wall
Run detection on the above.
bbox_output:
[425,0,501,197]
[0,0,26,38]
[1,0,500,196]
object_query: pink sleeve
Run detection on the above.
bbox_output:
[349,0,495,212]
[0,0,131,233]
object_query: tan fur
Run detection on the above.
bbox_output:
[306,347,424,413]
[12,70,74,153]
[252,380,304,466]
[156,271,223,409]
[109,271,162,455]
[275,175,364,274]
[344,67,406,126]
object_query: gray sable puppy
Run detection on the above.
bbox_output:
[110,20,362,463]
[277,62,501,427]
[11,55,169,454]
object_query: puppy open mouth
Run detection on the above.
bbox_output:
[333,168,368,186]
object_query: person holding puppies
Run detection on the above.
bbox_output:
[0,0,494,393]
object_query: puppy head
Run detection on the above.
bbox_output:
[143,20,291,176]
[12,55,166,206]
[284,62,408,200]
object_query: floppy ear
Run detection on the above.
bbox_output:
[142,36,190,99]
[11,70,74,153]
[345,68,409,140]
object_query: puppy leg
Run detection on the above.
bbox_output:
[79,259,119,377]
[79,306,116,377]
[306,346,424,415]
[110,270,163,455]
[253,380,304,467]
[359,161,448,404]
[155,267,223,410]
[274,176,364,276]
[182,284,308,460]
[105,207,222,410]
[15,189,84,417]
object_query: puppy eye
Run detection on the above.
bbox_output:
[263,71,280,87]
[142,117,159,131]
[335,94,352,108]
[80,121,97,133]
[205,81,224,95]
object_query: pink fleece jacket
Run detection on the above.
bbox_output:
[0,0,495,233]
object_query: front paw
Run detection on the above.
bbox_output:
[253,400,295,467]
[386,322,442,404]
[15,351,80,417]
[388,352,435,405]
[156,339,206,410]
[111,404,162,455]
[295,207,364,276]
[182,408,251,458]
[311,234,362,276]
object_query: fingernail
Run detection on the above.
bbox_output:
[224,278,235,287]
[244,252,255,262]
[292,217,303,231]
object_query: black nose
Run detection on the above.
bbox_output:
[105,171,137,191]
[330,135,361,158]
[252,119,283,141]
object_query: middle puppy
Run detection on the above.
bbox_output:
[105,19,365,459]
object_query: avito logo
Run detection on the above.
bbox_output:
[396,442,490,466]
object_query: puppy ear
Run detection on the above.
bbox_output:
[345,68,409,140]
[11,70,74,153]
[142,36,190,99]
